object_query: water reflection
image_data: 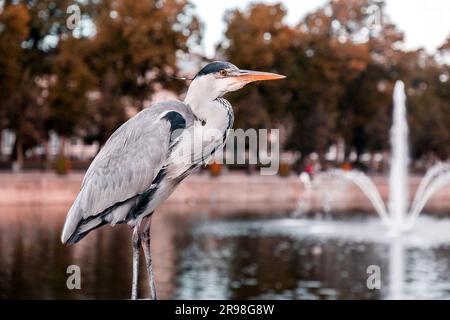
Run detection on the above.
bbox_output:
[0,206,449,299]
[175,228,384,299]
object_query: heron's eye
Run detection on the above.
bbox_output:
[219,69,227,77]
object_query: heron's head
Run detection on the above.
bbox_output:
[186,61,285,102]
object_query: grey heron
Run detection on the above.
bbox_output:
[61,61,285,300]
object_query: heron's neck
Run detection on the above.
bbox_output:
[184,87,206,119]
[189,101,230,131]
[184,86,231,128]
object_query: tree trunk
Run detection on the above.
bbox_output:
[14,136,24,172]
[59,136,66,157]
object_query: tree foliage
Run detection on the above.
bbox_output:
[0,0,449,167]
[220,0,450,161]
[0,0,201,164]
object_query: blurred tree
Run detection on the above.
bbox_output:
[0,3,30,137]
[292,0,406,160]
[81,0,201,144]
[0,0,76,168]
[221,1,376,159]
[0,4,29,108]
[0,3,44,167]
[439,35,450,52]
[46,35,96,151]
[220,0,413,163]
[1,0,201,165]
[218,3,298,154]
[398,50,450,160]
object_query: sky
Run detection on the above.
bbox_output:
[191,0,450,58]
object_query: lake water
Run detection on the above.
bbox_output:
[1,205,449,299]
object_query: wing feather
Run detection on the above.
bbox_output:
[61,100,194,243]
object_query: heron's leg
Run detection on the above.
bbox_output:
[141,214,157,300]
[131,226,141,300]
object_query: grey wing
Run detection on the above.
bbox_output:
[61,100,194,244]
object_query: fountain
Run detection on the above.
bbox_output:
[291,81,450,299]
[306,81,450,233]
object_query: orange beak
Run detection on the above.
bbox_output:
[231,70,286,83]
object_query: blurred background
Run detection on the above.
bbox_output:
[0,0,449,299]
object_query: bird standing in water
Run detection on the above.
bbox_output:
[61,61,285,299]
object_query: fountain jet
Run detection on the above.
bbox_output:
[305,81,450,233]
[389,81,409,231]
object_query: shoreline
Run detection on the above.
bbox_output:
[0,172,449,215]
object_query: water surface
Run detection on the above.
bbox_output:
[0,206,449,299]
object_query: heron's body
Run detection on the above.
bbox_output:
[61,61,284,299]
[61,98,233,244]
